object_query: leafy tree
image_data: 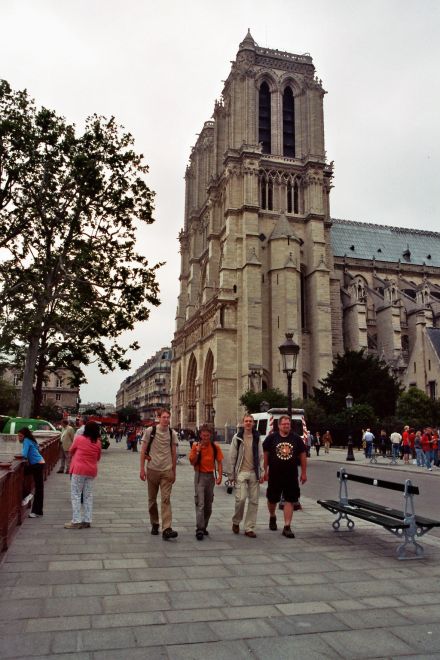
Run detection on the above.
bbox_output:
[240,388,289,414]
[0,81,161,416]
[314,350,401,419]
[0,376,19,415]
[117,406,140,424]
[39,400,64,423]
[396,387,435,430]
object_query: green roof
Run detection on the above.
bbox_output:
[331,219,440,267]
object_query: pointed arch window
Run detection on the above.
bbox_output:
[259,82,271,154]
[260,174,273,211]
[287,179,300,214]
[283,87,295,157]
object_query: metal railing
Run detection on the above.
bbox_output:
[0,434,60,555]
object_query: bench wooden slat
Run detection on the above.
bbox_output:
[349,498,440,528]
[318,499,410,530]
[336,470,419,495]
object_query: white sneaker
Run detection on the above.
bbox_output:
[28,512,41,518]
[22,494,33,506]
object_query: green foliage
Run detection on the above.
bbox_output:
[314,350,401,418]
[396,387,437,430]
[0,80,161,416]
[117,406,140,423]
[301,398,327,432]
[240,388,288,414]
[39,400,64,422]
[0,377,19,415]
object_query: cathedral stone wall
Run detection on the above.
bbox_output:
[171,32,440,436]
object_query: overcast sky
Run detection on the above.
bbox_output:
[2,0,440,405]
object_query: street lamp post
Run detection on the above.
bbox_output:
[279,332,300,422]
[345,393,355,461]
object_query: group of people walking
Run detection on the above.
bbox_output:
[138,410,307,541]
[23,410,438,537]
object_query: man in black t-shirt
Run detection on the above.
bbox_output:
[263,415,307,538]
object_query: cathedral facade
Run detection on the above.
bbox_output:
[171,31,440,437]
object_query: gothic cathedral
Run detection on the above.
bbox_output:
[171,31,440,437]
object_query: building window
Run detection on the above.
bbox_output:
[13,374,21,386]
[414,362,416,373]
[260,174,273,210]
[56,378,63,388]
[301,269,308,330]
[56,393,62,401]
[283,87,295,157]
[259,82,271,154]
[287,179,299,214]
[429,381,436,400]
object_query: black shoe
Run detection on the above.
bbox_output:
[196,529,204,540]
[203,529,209,536]
[282,526,295,538]
[57,469,64,473]
[151,523,159,536]
[162,527,178,540]
[269,516,277,531]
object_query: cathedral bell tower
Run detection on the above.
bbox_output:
[172,31,334,435]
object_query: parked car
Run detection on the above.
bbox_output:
[0,416,57,434]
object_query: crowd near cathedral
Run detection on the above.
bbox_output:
[130,31,440,439]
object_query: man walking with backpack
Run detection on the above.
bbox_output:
[189,424,223,540]
[229,414,263,538]
[140,409,179,540]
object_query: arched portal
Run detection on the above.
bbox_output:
[203,350,214,423]
[186,354,197,424]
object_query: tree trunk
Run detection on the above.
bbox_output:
[18,332,40,417]
[33,355,47,417]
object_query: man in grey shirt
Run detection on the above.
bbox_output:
[140,410,178,540]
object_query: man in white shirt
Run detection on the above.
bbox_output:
[390,430,402,461]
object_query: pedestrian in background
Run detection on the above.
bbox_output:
[414,431,424,467]
[390,429,402,461]
[58,419,74,474]
[64,421,102,529]
[322,430,332,454]
[19,427,45,518]
[314,431,321,456]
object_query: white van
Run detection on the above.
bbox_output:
[251,408,307,442]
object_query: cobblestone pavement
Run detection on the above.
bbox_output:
[1,442,440,659]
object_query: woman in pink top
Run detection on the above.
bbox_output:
[64,421,102,529]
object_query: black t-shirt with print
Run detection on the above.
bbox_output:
[263,431,306,477]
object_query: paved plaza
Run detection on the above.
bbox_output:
[1,443,440,659]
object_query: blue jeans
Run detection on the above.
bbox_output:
[392,444,400,460]
[415,448,425,467]
[425,450,434,469]
[365,442,373,458]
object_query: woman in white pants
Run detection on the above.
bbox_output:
[64,421,102,529]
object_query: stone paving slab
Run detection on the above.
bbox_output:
[2,442,440,658]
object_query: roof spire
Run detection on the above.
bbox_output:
[239,29,256,51]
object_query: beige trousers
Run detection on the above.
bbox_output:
[232,470,260,532]
[147,468,174,530]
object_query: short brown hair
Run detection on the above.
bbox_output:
[278,415,291,424]
[199,424,213,436]
[243,414,254,422]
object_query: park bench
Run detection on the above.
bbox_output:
[318,467,440,560]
